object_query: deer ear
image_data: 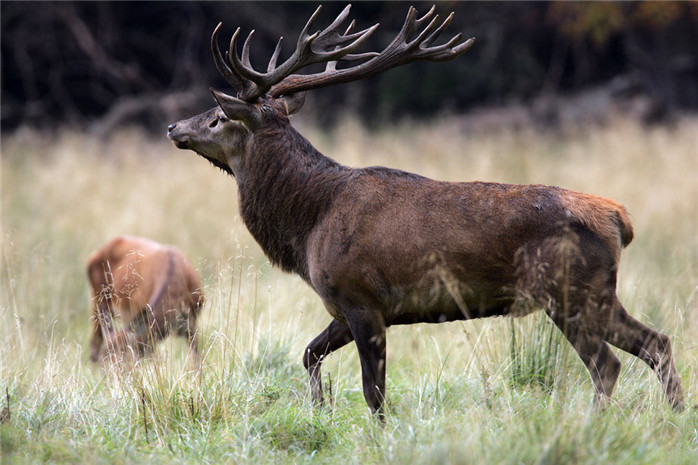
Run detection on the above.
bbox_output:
[280,92,306,115]
[210,88,262,129]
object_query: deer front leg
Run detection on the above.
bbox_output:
[303,319,354,405]
[90,302,113,363]
[89,322,105,363]
[345,309,387,419]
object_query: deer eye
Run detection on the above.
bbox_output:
[209,116,229,128]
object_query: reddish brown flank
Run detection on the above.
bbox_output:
[167,5,683,417]
[87,236,203,367]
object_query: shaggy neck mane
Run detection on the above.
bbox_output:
[236,116,350,280]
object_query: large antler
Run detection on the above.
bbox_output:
[212,4,474,102]
[212,4,379,101]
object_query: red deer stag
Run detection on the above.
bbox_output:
[167,5,684,415]
[88,236,204,367]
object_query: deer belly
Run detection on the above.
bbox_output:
[384,274,516,324]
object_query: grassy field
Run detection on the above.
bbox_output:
[1,116,697,464]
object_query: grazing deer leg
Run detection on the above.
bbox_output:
[88,263,116,363]
[128,307,163,359]
[105,329,138,362]
[546,307,622,408]
[603,297,685,410]
[345,310,387,418]
[90,301,112,362]
[177,307,202,372]
[185,327,201,372]
[304,319,354,406]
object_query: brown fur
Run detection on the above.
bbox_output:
[166,9,683,415]
[87,236,204,367]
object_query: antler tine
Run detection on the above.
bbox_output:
[211,23,245,92]
[268,37,284,72]
[318,18,376,62]
[324,16,355,74]
[394,6,420,43]
[453,37,476,55]
[427,34,475,61]
[317,23,379,63]
[316,23,375,51]
[409,14,441,48]
[227,28,265,82]
[414,5,437,29]
[225,28,245,80]
[224,28,258,94]
[335,19,381,62]
[324,17,365,73]
[423,12,455,48]
[298,5,324,44]
[308,5,377,59]
[315,4,353,43]
[241,30,255,68]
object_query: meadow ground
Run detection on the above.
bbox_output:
[1,115,697,464]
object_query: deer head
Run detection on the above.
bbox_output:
[167,5,474,177]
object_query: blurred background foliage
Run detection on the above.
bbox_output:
[2,1,697,134]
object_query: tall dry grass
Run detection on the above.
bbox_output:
[1,115,697,463]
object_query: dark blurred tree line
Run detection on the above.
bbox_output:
[2,1,697,134]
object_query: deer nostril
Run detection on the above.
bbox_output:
[168,123,177,132]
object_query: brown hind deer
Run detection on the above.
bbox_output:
[167,5,684,416]
[87,236,204,367]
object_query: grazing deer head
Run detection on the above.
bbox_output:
[88,236,204,369]
[168,5,683,417]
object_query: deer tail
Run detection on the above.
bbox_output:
[616,206,634,248]
[562,192,634,250]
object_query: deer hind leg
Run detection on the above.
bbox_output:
[518,232,621,406]
[303,318,354,406]
[602,297,684,410]
[546,305,622,408]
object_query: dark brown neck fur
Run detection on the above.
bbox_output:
[237,115,351,280]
